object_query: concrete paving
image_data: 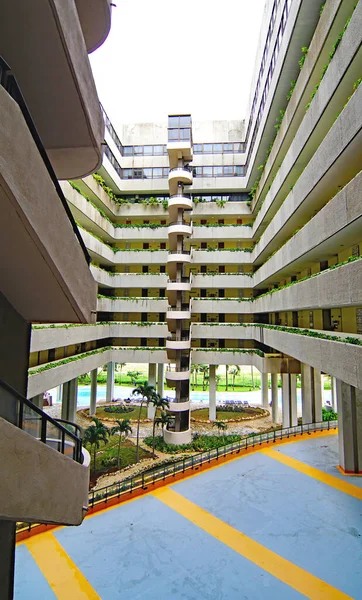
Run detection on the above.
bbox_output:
[15,434,362,599]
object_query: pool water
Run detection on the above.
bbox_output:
[48,384,332,414]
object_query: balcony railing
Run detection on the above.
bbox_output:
[0,378,83,463]
[168,250,191,255]
[0,56,90,265]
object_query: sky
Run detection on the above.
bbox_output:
[90,0,267,129]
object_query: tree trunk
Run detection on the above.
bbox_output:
[225,365,228,391]
[93,445,97,477]
[135,400,144,463]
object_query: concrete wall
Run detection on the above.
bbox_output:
[0,417,89,525]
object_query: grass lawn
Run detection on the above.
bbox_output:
[89,405,149,421]
[85,435,153,479]
[191,407,264,421]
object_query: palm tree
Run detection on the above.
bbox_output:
[132,382,157,462]
[229,365,240,390]
[83,417,109,476]
[198,365,209,391]
[116,362,126,384]
[155,411,173,435]
[110,418,132,469]
[147,394,170,457]
[213,420,228,436]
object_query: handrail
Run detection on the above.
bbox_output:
[0,378,83,463]
[170,193,192,200]
[17,419,337,535]
[0,56,90,265]
[168,250,191,255]
[168,221,191,227]
[169,166,193,174]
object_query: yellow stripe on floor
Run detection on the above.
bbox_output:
[152,487,351,600]
[26,532,100,600]
[262,449,362,500]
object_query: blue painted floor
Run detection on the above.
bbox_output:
[15,434,362,599]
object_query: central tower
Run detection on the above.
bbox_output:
[164,115,193,444]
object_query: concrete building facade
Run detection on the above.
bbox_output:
[27,0,362,469]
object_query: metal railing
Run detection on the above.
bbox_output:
[169,166,193,174]
[0,378,83,463]
[89,419,337,506]
[17,419,337,535]
[0,56,90,265]
[170,193,192,200]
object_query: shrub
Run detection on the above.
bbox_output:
[104,405,134,414]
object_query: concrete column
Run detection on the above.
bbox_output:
[61,378,78,422]
[331,376,337,411]
[271,373,279,423]
[282,374,298,428]
[301,363,313,424]
[282,374,290,429]
[261,373,269,408]
[313,369,323,422]
[55,384,62,403]
[157,363,164,398]
[336,380,362,474]
[106,362,115,403]
[209,364,216,421]
[89,369,98,416]
[31,394,43,409]
[290,374,298,427]
[0,290,31,598]
[148,363,157,418]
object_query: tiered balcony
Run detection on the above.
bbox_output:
[168,167,193,195]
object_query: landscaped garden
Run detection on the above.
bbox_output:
[83,404,149,421]
[191,405,266,422]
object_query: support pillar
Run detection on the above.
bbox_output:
[271,373,279,423]
[209,365,216,421]
[331,376,337,411]
[157,363,164,398]
[290,374,298,427]
[0,290,31,599]
[261,373,269,409]
[31,394,43,409]
[61,378,78,422]
[106,362,115,403]
[313,368,323,422]
[55,384,62,404]
[301,363,313,424]
[336,381,362,474]
[90,369,98,416]
[148,363,157,418]
[282,374,298,428]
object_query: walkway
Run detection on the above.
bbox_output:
[15,434,362,599]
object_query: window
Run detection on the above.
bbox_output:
[218,242,224,249]
[213,143,222,153]
[201,265,207,273]
[218,219,224,225]
[219,265,225,273]
[201,242,207,249]
[352,245,360,257]
[141,338,147,346]
[159,289,165,297]
[143,243,149,250]
[160,242,166,250]
[153,168,162,179]
[142,289,148,297]
[142,266,149,273]
[201,219,207,225]
[237,219,243,225]
[160,265,166,273]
